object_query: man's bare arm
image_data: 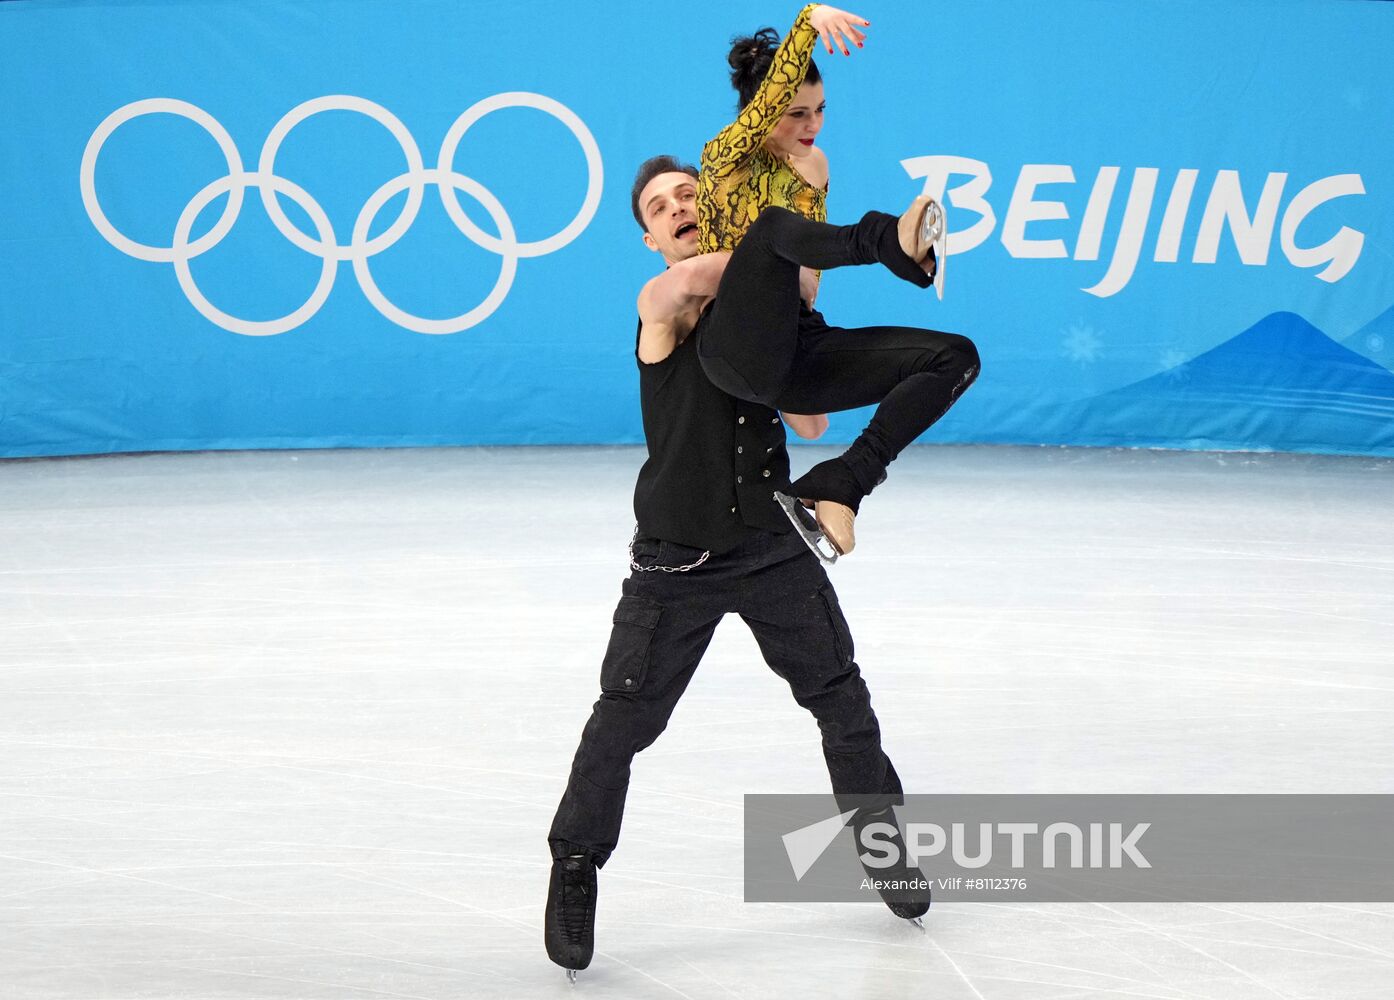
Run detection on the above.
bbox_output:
[638,255,830,433]
[636,253,731,363]
[781,412,829,440]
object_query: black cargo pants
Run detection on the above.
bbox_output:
[548,528,903,866]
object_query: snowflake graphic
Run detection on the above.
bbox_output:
[1062,322,1103,365]
[1159,348,1191,383]
[1367,334,1386,355]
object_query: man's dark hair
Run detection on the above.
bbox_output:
[631,155,699,231]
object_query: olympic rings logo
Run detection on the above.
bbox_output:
[80,94,603,335]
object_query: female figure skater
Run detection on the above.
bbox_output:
[697,3,979,558]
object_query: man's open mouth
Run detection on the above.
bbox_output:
[675,222,697,238]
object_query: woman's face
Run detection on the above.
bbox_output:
[766,79,825,160]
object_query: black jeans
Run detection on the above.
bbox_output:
[548,529,903,866]
[699,207,980,488]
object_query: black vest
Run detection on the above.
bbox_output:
[632,315,792,552]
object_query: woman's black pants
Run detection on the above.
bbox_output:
[697,207,980,496]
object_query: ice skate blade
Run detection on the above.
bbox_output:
[922,198,946,301]
[773,491,838,565]
[907,916,926,932]
[566,969,578,984]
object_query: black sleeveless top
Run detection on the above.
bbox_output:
[632,313,793,552]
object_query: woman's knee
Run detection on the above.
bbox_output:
[951,334,980,370]
[901,332,980,381]
[940,334,980,385]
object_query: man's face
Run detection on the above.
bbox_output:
[638,171,700,264]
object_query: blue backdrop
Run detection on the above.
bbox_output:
[2,0,1392,458]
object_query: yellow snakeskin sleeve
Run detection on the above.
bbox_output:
[698,4,826,254]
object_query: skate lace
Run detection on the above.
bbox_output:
[558,863,595,941]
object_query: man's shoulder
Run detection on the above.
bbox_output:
[638,269,663,296]
[636,272,674,332]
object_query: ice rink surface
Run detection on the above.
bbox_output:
[2,444,1392,1000]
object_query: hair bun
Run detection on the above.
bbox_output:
[727,26,779,77]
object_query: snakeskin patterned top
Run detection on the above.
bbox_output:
[698,4,827,254]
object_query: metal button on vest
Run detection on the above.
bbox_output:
[738,416,746,424]
[730,506,737,513]
[624,678,633,686]
[737,446,743,454]
[762,469,770,478]
[736,476,743,484]
[770,417,779,424]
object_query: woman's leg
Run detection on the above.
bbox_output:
[775,318,981,511]
[698,206,934,406]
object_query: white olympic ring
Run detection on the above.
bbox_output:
[174,173,338,337]
[80,93,603,335]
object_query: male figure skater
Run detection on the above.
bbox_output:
[544,156,939,981]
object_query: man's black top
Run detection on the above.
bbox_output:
[632,312,793,552]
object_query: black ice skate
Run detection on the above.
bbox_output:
[853,805,932,929]
[775,456,876,564]
[922,196,946,301]
[545,853,597,983]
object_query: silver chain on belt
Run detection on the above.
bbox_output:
[628,526,711,573]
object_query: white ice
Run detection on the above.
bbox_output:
[2,444,1392,1000]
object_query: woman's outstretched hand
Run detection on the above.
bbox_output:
[809,6,870,56]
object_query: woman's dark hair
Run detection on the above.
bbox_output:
[727,27,821,110]
[631,154,699,231]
